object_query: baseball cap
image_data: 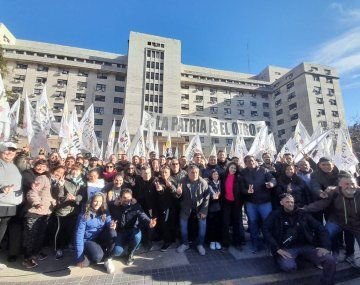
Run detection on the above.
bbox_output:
[0,142,18,152]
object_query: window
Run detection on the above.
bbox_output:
[224,99,231,106]
[95,131,102,139]
[274,90,281,97]
[115,75,125,81]
[159,95,163,103]
[34,88,42,95]
[36,77,47,84]
[210,88,217,94]
[326,77,333,84]
[195,86,203,92]
[113,108,123,115]
[94,119,103,125]
[238,109,245,116]
[262,94,269,99]
[250,101,257,107]
[211,138,219,144]
[291,113,298,121]
[313,75,320,82]
[224,108,231,115]
[316,97,324,104]
[200,137,205,143]
[317,109,325,116]
[329,99,337,105]
[14,75,25,82]
[324,69,331,75]
[77,82,87,90]
[78,70,88,77]
[55,91,66,98]
[150,95,154,102]
[59,68,69,74]
[97,73,107,79]
[210,97,217,103]
[160,63,164,70]
[278,129,285,136]
[288,92,296,101]
[313,86,321,95]
[319,121,327,128]
[53,103,64,111]
[114,97,124,103]
[251,111,258,117]
[328,89,335,96]
[210,107,218,114]
[181,85,189,89]
[196,106,204,111]
[277,119,284,125]
[332,111,339,117]
[96,84,106,92]
[75,105,85,112]
[226,139,233,146]
[195,95,203,102]
[181,94,189,101]
[310,66,318,72]
[289,103,297,110]
[159,107,163,113]
[12,87,23,94]
[95,95,105,102]
[75,93,86,100]
[263,112,270,117]
[276,109,283,116]
[94,107,104,115]
[57,79,67,87]
[237,100,244,106]
[275,99,282,107]
[181,104,189,110]
[115,86,125,92]
[37,65,49,72]
[54,116,62,123]
[287,82,294,90]
[263,103,269,108]
[16,63,28,69]
[333,122,341,128]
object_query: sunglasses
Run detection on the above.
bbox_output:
[106,166,114,168]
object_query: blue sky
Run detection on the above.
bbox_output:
[1,0,359,124]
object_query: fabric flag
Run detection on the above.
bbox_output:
[276,138,298,162]
[105,119,116,160]
[145,128,155,152]
[59,100,70,138]
[9,97,20,137]
[234,136,248,162]
[127,125,146,158]
[265,133,277,160]
[294,129,333,163]
[91,131,101,158]
[310,124,323,141]
[164,133,173,157]
[99,140,104,161]
[113,142,120,157]
[223,146,227,157]
[117,117,130,153]
[33,86,55,136]
[58,138,70,158]
[80,104,97,153]
[312,134,334,163]
[184,135,203,162]
[0,72,4,95]
[67,109,82,156]
[174,145,179,158]
[248,126,268,158]
[23,93,35,143]
[293,120,311,152]
[0,74,11,142]
[334,129,359,173]
[154,139,159,158]
[142,111,156,130]
[210,144,217,157]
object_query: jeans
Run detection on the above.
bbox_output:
[180,214,206,246]
[222,200,245,247]
[84,228,116,263]
[276,246,336,285]
[325,222,360,254]
[113,228,142,257]
[0,217,11,244]
[246,202,272,249]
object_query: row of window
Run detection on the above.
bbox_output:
[313,75,333,83]
[146,61,164,70]
[144,106,163,113]
[186,96,270,108]
[94,107,123,115]
[8,50,127,68]
[145,72,164,81]
[313,87,335,96]
[144,94,163,103]
[146,50,164,59]
[182,85,269,98]
[94,96,124,103]
[145,83,163,92]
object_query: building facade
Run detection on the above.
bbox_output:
[0,23,347,154]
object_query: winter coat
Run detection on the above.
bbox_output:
[151,176,177,217]
[207,179,222,212]
[220,172,244,204]
[202,164,223,179]
[276,174,311,207]
[310,167,339,199]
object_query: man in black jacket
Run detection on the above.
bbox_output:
[263,193,336,285]
[109,188,156,265]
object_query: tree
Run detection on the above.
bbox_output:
[349,120,360,155]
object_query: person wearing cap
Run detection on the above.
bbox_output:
[0,142,22,270]
[303,171,360,267]
[263,193,336,285]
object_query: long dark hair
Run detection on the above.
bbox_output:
[224,162,239,177]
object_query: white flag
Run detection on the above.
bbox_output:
[99,140,104,161]
[127,126,146,158]
[33,86,55,136]
[184,135,203,162]
[276,138,298,162]
[59,100,70,138]
[229,140,235,158]
[265,133,277,159]
[9,98,20,137]
[80,104,97,153]
[234,136,248,162]
[334,129,359,173]
[248,126,268,158]
[294,129,333,163]
[210,144,217,157]
[68,109,81,156]
[154,139,159,158]
[174,145,179,158]
[23,93,34,143]
[117,117,130,153]
[293,120,310,152]
[105,119,116,161]
[0,77,10,142]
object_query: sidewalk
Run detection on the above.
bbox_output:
[0,241,359,284]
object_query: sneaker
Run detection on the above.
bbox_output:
[197,245,206,256]
[37,252,48,261]
[160,242,171,252]
[176,244,189,253]
[104,258,115,274]
[22,259,38,269]
[125,255,134,266]
[215,242,222,250]
[0,263,7,270]
[210,242,216,250]
[82,256,90,267]
[7,255,17,262]
[346,255,360,268]
[55,250,63,260]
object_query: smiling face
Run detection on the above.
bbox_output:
[280,196,295,212]
[34,163,48,174]
[52,167,65,180]
[339,177,358,197]
[244,156,257,169]
[228,164,237,174]
[285,165,295,178]
[0,149,17,163]
[113,175,124,187]
[161,167,171,180]
[91,195,103,211]
[319,161,334,173]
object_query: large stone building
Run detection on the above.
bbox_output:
[0,23,347,154]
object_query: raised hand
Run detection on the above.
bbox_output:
[155,181,163,192]
[287,184,292,193]
[248,184,254,194]
[110,220,117,230]
[149,218,157,228]
[176,183,183,195]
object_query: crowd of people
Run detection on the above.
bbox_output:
[1,141,360,285]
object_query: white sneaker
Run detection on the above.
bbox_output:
[104,258,115,274]
[215,242,222,250]
[0,263,7,270]
[176,244,189,253]
[197,245,206,256]
[210,242,216,250]
[346,255,360,268]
